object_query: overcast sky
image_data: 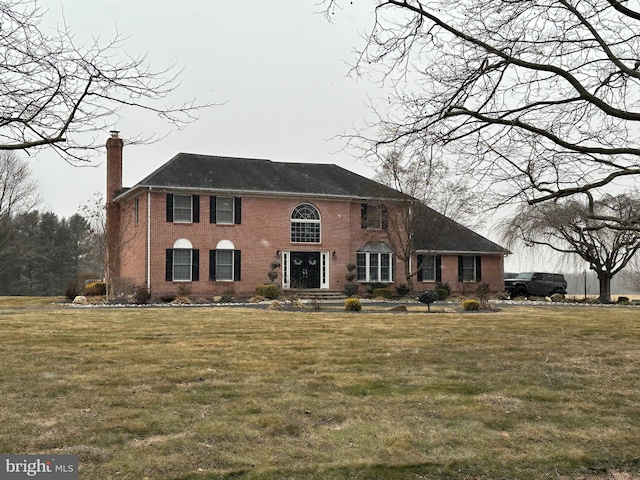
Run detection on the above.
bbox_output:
[31,1,378,213]
[25,0,551,271]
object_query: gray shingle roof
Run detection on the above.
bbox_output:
[129,153,409,201]
[412,203,509,255]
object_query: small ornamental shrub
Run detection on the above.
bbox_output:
[396,283,410,297]
[345,272,356,282]
[85,281,106,296]
[268,300,284,310]
[418,290,439,312]
[267,270,278,282]
[270,261,281,270]
[132,285,151,305]
[462,299,480,311]
[345,262,356,272]
[65,282,79,301]
[255,284,280,299]
[617,296,630,305]
[160,294,176,303]
[219,295,233,303]
[344,298,362,311]
[372,287,392,298]
[344,283,359,297]
[435,282,451,300]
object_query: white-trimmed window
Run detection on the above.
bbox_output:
[216,197,234,224]
[209,240,241,281]
[166,194,200,223]
[418,254,441,282]
[291,203,321,243]
[458,255,482,282]
[356,242,394,283]
[166,239,199,282]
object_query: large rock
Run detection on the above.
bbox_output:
[72,295,88,305]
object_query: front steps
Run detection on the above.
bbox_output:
[284,289,347,301]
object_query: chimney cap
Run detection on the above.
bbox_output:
[110,130,120,138]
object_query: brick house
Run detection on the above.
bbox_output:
[106,132,508,297]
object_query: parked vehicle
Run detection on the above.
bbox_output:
[504,272,567,298]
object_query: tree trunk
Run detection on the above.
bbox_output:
[597,272,612,303]
[404,259,414,294]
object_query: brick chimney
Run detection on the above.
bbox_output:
[105,131,123,283]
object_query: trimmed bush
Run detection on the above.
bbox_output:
[372,287,392,299]
[85,281,106,296]
[255,284,280,299]
[396,283,410,296]
[344,283,359,297]
[344,298,362,311]
[418,290,439,305]
[462,299,480,311]
[435,282,451,300]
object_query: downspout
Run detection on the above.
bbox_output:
[147,189,151,291]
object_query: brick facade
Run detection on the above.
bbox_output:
[108,134,507,298]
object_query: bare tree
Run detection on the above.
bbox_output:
[0,1,215,163]
[374,147,481,228]
[503,194,640,302]
[320,1,640,226]
[0,152,41,216]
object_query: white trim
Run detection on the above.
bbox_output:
[321,251,329,289]
[216,239,235,250]
[282,251,290,289]
[173,238,193,249]
[147,190,151,290]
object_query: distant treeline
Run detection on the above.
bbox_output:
[0,211,101,296]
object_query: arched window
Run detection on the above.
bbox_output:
[291,203,321,243]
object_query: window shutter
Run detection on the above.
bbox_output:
[192,195,200,223]
[192,249,199,281]
[166,249,173,281]
[436,256,442,282]
[458,256,464,282]
[360,204,367,228]
[234,197,242,224]
[417,255,423,282]
[166,194,174,222]
[210,196,216,223]
[209,250,216,280]
[234,250,241,281]
[476,256,482,281]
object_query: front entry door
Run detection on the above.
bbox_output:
[290,252,321,289]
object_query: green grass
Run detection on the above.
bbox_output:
[0,298,639,479]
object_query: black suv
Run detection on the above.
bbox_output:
[504,272,567,298]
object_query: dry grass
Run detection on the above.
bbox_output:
[0,298,638,479]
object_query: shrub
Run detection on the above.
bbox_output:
[267,270,278,282]
[372,287,392,299]
[85,281,106,296]
[345,272,356,282]
[366,282,387,294]
[255,284,280,299]
[270,261,281,270]
[396,283,410,296]
[345,262,356,272]
[344,283,359,297]
[132,285,151,305]
[418,290,439,305]
[160,294,176,303]
[219,295,233,303]
[435,282,451,300]
[268,300,284,310]
[344,298,362,311]
[65,282,79,301]
[462,299,480,311]
[177,284,191,297]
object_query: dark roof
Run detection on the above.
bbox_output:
[125,153,409,201]
[413,203,509,255]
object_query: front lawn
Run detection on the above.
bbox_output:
[0,299,638,479]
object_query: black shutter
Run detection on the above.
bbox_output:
[192,249,199,281]
[166,249,173,281]
[476,256,482,281]
[209,250,216,280]
[360,204,367,228]
[166,194,174,222]
[436,256,442,282]
[417,255,423,282]
[458,256,464,282]
[192,195,200,223]
[234,250,241,281]
[210,196,216,223]
[234,197,242,224]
